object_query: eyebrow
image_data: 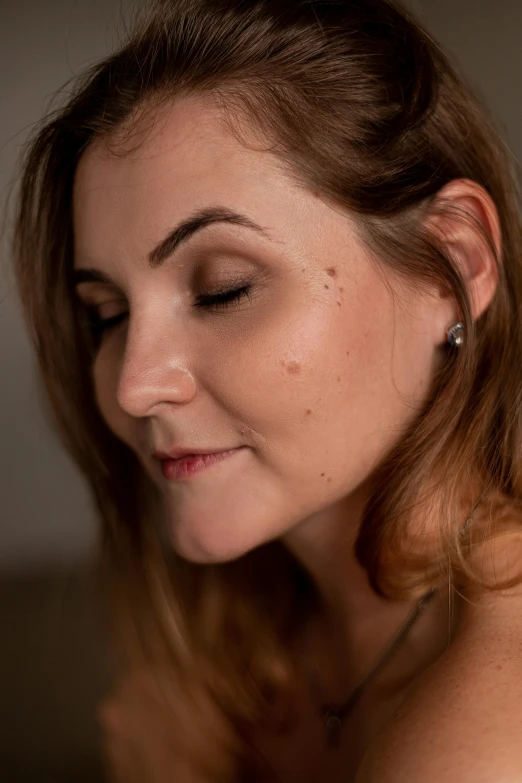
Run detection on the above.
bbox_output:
[73,206,270,286]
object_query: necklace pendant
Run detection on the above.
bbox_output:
[324,710,343,749]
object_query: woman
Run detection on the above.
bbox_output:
[10,0,522,780]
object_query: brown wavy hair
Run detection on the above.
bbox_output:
[10,0,522,777]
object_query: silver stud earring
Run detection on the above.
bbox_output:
[447,321,464,347]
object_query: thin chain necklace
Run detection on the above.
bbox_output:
[306,585,439,749]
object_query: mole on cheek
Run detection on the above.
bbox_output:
[286,361,301,375]
[305,409,312,416]
[326,267,337,277]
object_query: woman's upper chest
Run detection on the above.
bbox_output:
[245,591,458,780]
[243,675,414,782]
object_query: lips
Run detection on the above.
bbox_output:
[153,448,229,461]
[159,448,242,480]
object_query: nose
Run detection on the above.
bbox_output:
[115,324,197,418]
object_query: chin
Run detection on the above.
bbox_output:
[166,514,283,565]
[168,527,265,565]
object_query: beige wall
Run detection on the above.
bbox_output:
[408,0,522,160]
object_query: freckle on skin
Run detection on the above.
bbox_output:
[306,409,312,415]
[337,301,342,306]
[324,285,329,289]
[327,477,332,483]
[340,287,344,293]
[337,377,341,382]
[346,350,350,356]
[287,361,301,374]
[326,267,337,277]
[321,473,326,477]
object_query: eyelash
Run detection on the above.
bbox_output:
[84,285,253,338]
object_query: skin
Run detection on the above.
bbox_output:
[73,95,506,779]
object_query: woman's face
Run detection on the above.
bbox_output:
[73,96,450,563]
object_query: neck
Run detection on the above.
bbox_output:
[283,477,386,627]
[282,480,459,697]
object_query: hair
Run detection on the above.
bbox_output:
[10,0,522,777]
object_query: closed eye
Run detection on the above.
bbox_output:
[84,311,127,337]
[194,285,253,311]
[82,285,253,339]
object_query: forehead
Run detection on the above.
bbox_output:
[71,94,372,289]
[72,96,298,263]
[76,96,258,183]
[73,96,286,205]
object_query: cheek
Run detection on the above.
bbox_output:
[208,294,369,475]
[233,282,424,491]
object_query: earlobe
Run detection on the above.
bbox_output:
[427,178,501,323]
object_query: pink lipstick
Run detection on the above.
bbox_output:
[160,448,242,480]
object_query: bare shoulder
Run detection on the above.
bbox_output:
[355,586,522,783]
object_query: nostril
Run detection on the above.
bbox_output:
[115,367,198,419]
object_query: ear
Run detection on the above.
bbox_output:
[427,178,501,324]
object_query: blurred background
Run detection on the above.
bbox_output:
[1,0,521,780]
